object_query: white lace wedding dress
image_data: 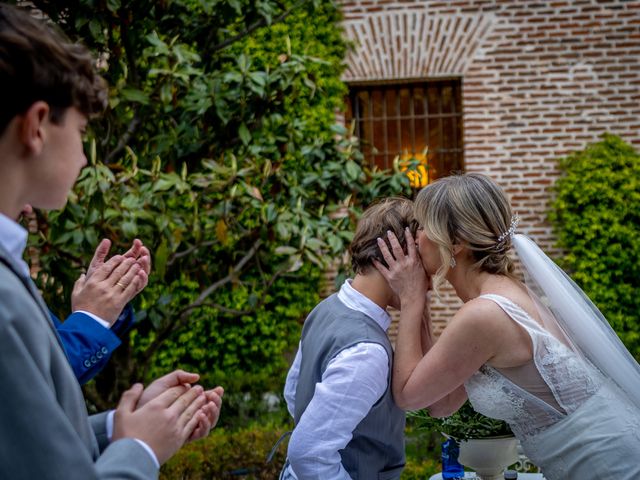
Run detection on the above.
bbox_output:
[465,294,640,479]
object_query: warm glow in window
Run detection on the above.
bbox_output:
[346,80,463,184]
[399,151,429,188]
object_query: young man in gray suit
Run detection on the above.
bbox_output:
[0,4,223,479]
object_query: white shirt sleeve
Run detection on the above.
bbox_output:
[284,344,302,419]
[286,342,389,480]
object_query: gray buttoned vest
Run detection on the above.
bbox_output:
[293,294,406,480]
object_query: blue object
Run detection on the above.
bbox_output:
[50,304,136,384]
[441,438,465,479]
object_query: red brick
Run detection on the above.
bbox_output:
[339,0,640,326]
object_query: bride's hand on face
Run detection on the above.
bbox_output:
[374,227,428,303]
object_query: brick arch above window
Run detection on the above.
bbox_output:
[342,11,496,83]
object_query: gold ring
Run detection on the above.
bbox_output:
[115,281,127,290]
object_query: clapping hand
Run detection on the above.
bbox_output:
[138,370,224,442]
[71,238,150,325]
[86,239,151,293]
[113,382,206,465]
[114,370,224,465]
[187,385,224,442]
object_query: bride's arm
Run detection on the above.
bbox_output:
[426,385,468,418]
[414,292,468,416]
[376,229,499,411]
[395,301,501,410]
[416,292,468,417]
[419,291,434,355]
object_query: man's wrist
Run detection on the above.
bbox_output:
[106,410,160,468]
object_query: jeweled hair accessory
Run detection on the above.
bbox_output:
[496,214,520,247]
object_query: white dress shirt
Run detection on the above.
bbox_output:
[282,279,391,480]
[0,213,158,468]
[0,213,30,278]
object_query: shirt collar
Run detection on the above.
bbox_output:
[337,278,391,332]
[0,213,30,278]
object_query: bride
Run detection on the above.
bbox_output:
[375,173,640,479]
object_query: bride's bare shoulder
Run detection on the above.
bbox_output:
[452,297,509,330]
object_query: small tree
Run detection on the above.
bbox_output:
[549,134,640,360]
[27,0,413,409]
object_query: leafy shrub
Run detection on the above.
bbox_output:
[402,424,441,479]
[408,401,512,441]
[161,423,289,479]
[549,134,640,360]
[29,0,414,410]
[401,460,440,480]
[162,422,441,479]
[131,264,320,428]
[134,264,319,380]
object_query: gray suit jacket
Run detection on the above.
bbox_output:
[0,243,158,479]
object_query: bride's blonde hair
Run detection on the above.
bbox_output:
[414,173,517,293]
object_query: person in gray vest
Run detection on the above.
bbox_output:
[281,197,417,480]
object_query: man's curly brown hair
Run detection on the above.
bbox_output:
[0,4,108,135]
[349,197,419,274]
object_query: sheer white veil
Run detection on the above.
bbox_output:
[513,233,640,406]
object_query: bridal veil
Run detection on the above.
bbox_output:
[513,233,640,407]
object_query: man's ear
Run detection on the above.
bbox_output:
[19,101,50,155]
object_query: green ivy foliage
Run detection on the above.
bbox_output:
[132,264,321,427]
[160,423,290,479]
[160,422,440,479]
[27,0,413,408]
[134,271,313,380]
[232,1,349,136]
[549,134,640,360]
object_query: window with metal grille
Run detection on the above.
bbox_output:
[345,79,464,187]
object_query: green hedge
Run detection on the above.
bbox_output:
[161,423,440,479]
[549,134,640,360]
[402,424,441,479]
[161,424,289,479]
[131,264,321,428]
[134,265,319,380]
[32,0,414,410]
[21,6,435,474]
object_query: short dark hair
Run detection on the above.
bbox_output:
[0,4,108,135]
[349,197,418,274]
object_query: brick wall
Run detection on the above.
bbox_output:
[337,0,640,333]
